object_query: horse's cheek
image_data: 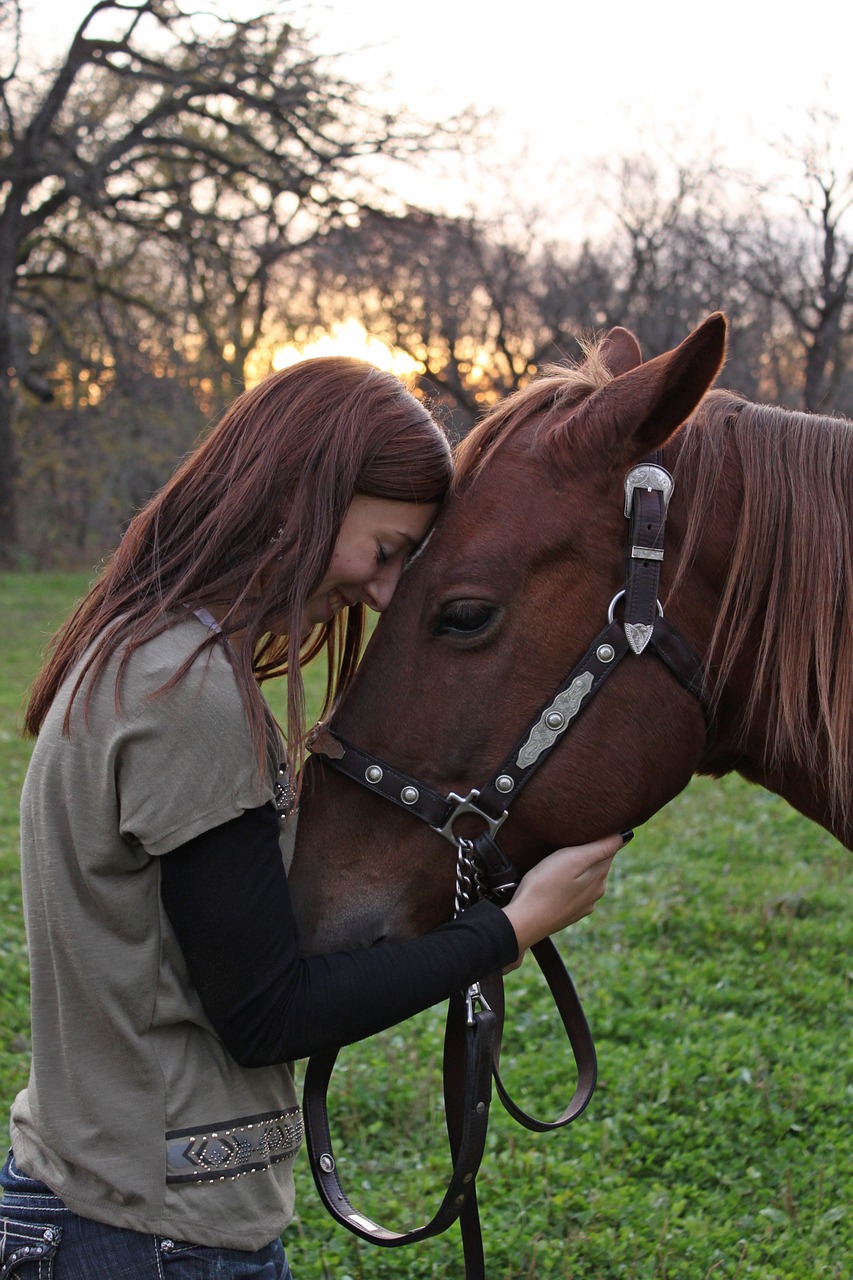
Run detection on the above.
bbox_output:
[583,679,707,828]
[504,674,707,863]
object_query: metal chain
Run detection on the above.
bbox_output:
[452,836,493,1026]
[453,837,487,917]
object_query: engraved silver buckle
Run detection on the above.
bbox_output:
[624,464,674,517]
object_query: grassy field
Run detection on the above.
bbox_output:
[1,571,851,1279]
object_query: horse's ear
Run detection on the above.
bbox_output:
[570,312,727,463]
[598,326,643,377]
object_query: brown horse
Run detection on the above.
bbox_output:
[288,312,853,953]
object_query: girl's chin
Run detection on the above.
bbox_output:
[299,607,332,638]
[300,590,350,637]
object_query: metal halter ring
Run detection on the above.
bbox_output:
[607,589,664,624]
[432,789,508,846]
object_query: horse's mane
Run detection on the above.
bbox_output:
[456,342,853,824]
[672,389,853,825]
[453,340,614,486]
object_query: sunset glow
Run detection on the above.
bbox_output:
[271,319,423,381]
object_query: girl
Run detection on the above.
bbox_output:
[2,358,621,1278]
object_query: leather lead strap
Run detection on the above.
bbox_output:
[493,939,597,1131]
[302,939,598,1274]
[443,990,487,1280]
[302,1002,497,1250]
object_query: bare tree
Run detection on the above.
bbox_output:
[296,207,610,435]
[590,149,735,353]
[719,107,853,412]
[0,0,450,561]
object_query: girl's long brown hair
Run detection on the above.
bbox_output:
[26,357,452,772]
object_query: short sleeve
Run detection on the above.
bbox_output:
[108,627,276,855]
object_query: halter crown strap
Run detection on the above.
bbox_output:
[623,461,672,654]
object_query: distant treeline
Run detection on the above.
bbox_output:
[2,3,851,566]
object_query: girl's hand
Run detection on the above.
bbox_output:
[501,832,627,968]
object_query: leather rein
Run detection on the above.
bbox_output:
[302,461,711,1277]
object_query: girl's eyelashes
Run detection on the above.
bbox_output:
[375,543,389,566]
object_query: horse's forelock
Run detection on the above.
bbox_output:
[673,390,853,827]
[453,338,615,488]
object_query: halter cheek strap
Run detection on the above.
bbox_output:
[623,462,672,653]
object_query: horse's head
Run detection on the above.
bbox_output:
[289,314,727,953]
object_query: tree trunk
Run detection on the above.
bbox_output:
[0,314,18,566]
[803,307,841,413]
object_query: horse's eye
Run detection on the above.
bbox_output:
[434,601,496,637]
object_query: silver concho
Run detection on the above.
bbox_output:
[516,672,594,769]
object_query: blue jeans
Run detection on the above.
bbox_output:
[0,1151,293,1279]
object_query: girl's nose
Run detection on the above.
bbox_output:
[362,563,403,613]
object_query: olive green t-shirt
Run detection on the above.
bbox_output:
[11,616,302,1250]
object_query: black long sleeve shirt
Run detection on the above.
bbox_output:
[160,802,518,1067]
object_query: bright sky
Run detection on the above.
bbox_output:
[308,0,853,197]
[18,0,853,227]
[13,0,853,367]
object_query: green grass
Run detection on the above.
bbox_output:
[0,573,95,1105]
[1,572,851,1278]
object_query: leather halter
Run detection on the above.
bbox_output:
[303,460,711,1276]
[308,459,710,871]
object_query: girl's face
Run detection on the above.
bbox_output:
[303,494,438,628]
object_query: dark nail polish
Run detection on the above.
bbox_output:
[620,829,634,844]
